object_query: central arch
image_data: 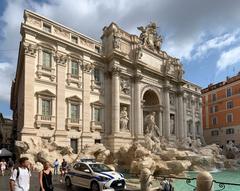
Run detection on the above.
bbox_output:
[142,89,161,135]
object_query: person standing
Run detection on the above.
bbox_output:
[53,159,59,175]
[0,159,7,176]
[39,161,54,191]
[8,158,15,173]
[9,157,31,191]
[60,159,67,182]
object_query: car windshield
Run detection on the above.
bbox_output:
[89,163,113,173]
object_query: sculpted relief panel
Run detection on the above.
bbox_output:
[120,78,131,95]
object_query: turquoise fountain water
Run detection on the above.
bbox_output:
[174,170,240,191]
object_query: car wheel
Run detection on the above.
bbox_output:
[91,181,100,191]
[65,177,72,188]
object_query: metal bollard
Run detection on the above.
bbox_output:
[196,171,214,191]
[140,168,152,191]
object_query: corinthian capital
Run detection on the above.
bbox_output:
[111,66,121,76]
[82,61,94,73]
[23,42,37,57]
[133,74,143,82]
[55,53,67,65]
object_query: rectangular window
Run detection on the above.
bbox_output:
[226,128,234,134]
[71,104,79,123]
[212,116,217,125]
[227,101,234,109]
[212,93,217,102]
[227,113,233,123]
[42,99,51,116]
[71,60,79,77]
[43,23,51,33]
[227,87,232,97]
[94,68,101,85]
[71,36,78,44]
[95,46,100,53]
[211,130,219,136]
[70,139,78,154]
[42,51,52,69]
[94,108,101,122]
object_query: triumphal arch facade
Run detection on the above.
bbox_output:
[11,10,202,152]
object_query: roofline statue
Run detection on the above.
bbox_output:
[137,22,163,53]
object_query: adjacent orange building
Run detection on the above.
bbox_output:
[202,73,240,146]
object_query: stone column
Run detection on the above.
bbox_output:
[177,90,184,140]
[134,73,143,137]
[158,111,163,136]
[163,81,171,140]
[191,96,196,139]
[54,53,67,145]
[111,64,121,134]
[183,93,188,138]
[198,99,206,145]
[22,42,37,138]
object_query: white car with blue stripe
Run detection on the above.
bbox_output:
[65,159,125,191]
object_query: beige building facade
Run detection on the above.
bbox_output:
[11,10,203,152]
[0,113,13,150]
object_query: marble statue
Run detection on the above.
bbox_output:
[144,112,160,142]
[120,107,129,131]
[137,22,163,52]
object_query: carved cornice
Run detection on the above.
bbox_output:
[23,42,37,57]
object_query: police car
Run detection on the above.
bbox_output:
[65,159,126,191]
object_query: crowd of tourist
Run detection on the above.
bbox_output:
[0,157,69,191]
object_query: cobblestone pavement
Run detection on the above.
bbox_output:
[0,170,87,191]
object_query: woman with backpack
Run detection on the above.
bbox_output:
[39,161,54,191]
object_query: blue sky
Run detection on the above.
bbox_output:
[1,0,240,118]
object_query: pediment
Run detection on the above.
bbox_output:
[66,95,82,102]
[91,101,104,106]
[36,90,55,97]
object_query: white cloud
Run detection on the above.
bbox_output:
[193,29,240,58]
[217,46,240,71]
[0,62,14,102]
[1,0,240,105]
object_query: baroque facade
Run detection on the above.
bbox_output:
[11,10,203,152]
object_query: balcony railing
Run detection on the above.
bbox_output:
[35,114,55,129]
[66,118,82,131]
[70,118,80,123]
[41,115,52,121]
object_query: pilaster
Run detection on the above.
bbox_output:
[22,42,37,136]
